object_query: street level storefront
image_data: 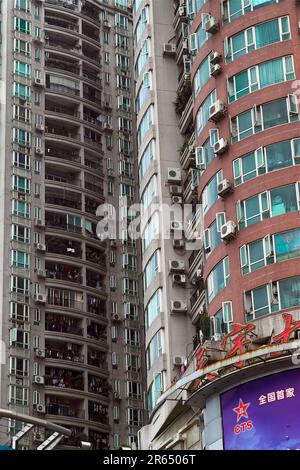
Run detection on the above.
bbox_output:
[221,369,300,450]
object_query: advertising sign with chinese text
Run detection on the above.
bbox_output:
[221,369,300,450]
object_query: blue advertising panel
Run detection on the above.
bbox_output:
[221,369,300,450]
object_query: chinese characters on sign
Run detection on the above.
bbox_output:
[259,388,296,405]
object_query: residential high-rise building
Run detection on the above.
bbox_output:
[0,0,145,450]
[137,0,300,451]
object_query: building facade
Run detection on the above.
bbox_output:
[0,0,145,450]
[138,0,300,450]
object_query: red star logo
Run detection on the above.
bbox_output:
[233,399,250,422]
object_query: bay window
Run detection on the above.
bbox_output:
[202,170,223,214]
[207,257,230,303]
[146,330,163,370]
[223,0,282,25]
[225,16,290,63]
[143,250,160,292]
[145,289,162,329]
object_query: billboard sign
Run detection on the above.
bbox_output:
[221,369,300,450]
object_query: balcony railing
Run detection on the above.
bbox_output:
[45,375,84,391]
[45,320,83,336]
[46,83,80,96]
[46,270,82,285]
[45,348,84,363]
[46,404,85,419]
[45,196,82,210]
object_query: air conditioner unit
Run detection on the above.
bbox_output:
[163,43,176,56]
[35,147,43,155]
[35,124,44,132]
[36,404,46,414]
[214,138,228,155]
[170,221,183,231]
[103,19,112,28]
[173,239,185,249]
[173,356,185,367]
[171,300,188,314]
[210,63,222,77]
[204,16,219,34]
[169,260,185,273]
[35,349,45,358]
[167,168,181,183]
[172,195,183,205]
[218,179,232,197]
[172,274,186,285]
[104,123,112,130]
[34,269,46,278]
[113,314,121,322]
[209,50,222,64]
[209,100,226,122]
[34,293,46,304]
[221,221,237,241]
[34,77,44,86]
[33,375,45,385]
[114,392,121,400]
[170,185,183,195]
[34,219,44,227]
[35,243,46,252]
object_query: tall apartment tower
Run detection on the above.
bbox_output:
[138,0,300,450]
[0,0,145,450]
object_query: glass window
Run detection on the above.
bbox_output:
[207,257,230,303]
[145,289,162,329]
[143,251,160,292]
[146,330,163,370]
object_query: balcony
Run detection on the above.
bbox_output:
[87,295,106,317]
[45,146,81,165]
[88,347,107,369]
[88,375,110,397]
[46,288,84,311]
[46,236,82,259]
[89,430,109,450]
[178,95,193,134]
[87,320,107,342]
[45,213,83,235]
[45,340,84,363]
[45,0,80,12]
[46,399,85,420]
[45,14,79,34]
[45,123,80,143]
[86,246,106,268]
[183,168,200,203]
[45,102,81,121]
[88,402,108,424]
[86,270,105,291]
[45,262,82,285]
[46,79,80,96]
[45,188,82,211]
[45,314,83,336]
[190,289,206,324]
[180,132,195,170]
[45,367,84,391]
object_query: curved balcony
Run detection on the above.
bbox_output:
[45,314,84,337]
[45,367,84,391]
[88,374,110,398]
[45,340,84,364]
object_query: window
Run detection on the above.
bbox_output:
[141,174,157,211]
[10,302,30,322]
[143,250,160,292]
[231,96,299,143]
[223,0,282,25]
[210,302,233,337]
[135,38,150,79]
[196,89,217,136]
[145,289,162,329]
[204,213,226,256]
[189,13,211,54]
[245,276,300,320]
[225,16,290,63]
[127,381,142,399]
[14,60,31,78]
[138,105,153,147]
[202,170,223,214]
[11,250,29,269]
[194,55,210,98]
[237,183,300,230]
[14,39,31,56]
[9,357,29,376]
[142,212,160,253]
[13,82,31,100]
[125,353,140,372]
[8,385,28,405]
[12,199,30,218]
[128,408,143,427]
[13,151,30,170]
[122,254,137,272]
[241,228,300,274]
[228,56,295,102]
[148,372,164,411]
[14,17,31,34]
[9,328,29,348]
[125,328,140,346]
[207,257,230,303]
[139,140,154,180]
[146,330,163,370]
[11,275,30,295]
[134,5,149,45]
[136,71,151,113]
[12,175,30,194]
